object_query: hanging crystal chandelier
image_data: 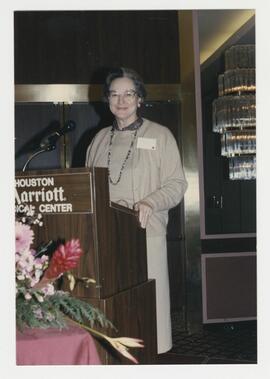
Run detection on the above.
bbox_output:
[212,44,256,180]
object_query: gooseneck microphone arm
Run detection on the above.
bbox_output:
[22,145,56,172]
[22,120,76,172]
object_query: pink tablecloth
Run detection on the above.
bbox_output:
[16,324,101,365]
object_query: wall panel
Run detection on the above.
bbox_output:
[14,10,180,84]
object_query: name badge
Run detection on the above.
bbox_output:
[137,137,157,150]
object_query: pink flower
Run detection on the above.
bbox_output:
[15,221,34,252]
[44,239,83,280]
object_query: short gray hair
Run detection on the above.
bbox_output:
[103,67,147,102]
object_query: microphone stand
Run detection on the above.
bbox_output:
[21,120,76,172]
[22,144,56,172]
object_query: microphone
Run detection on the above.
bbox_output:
[40,120,76,148]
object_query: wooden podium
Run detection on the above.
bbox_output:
[15,167,157,364]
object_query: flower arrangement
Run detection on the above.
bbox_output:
[15,211,144,364]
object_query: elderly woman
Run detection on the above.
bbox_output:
[85,67,188,354]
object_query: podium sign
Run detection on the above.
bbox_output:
[15,169,93,214]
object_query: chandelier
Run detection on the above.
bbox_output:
[212,44,256,180]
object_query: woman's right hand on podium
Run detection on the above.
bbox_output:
[134,201,153,229]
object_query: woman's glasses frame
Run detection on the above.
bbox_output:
[108,89,138,104]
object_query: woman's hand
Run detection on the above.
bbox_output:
[134,201,153,228]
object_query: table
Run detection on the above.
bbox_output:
[16,324,101,365]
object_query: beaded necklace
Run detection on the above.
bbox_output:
[107,126,138,185]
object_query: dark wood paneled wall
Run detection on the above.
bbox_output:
[14,10,180,84]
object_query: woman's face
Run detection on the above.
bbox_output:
[108,77,141,126]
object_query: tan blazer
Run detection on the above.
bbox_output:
[85,118,188,236]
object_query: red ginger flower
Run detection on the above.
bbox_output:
[44,239,83,280]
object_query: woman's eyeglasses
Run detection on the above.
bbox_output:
[108,90,137,104]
